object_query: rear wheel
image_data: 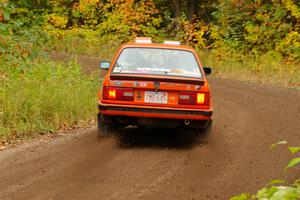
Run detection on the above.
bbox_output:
[202,119,212,134]
[97,113,113,137]
[187,119,212,134]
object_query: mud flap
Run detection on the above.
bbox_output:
[97,113,113,137]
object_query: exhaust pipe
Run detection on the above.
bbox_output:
[184,120,190,126]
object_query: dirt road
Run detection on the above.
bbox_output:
[0,78,299,200]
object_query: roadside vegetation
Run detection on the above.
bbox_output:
[231,142,300,200]
[0,3,97,143]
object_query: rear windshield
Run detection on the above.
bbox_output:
[112,47,202,78]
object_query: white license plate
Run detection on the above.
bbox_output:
[144,91,168,104]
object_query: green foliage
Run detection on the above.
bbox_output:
[270,141,300,171]
[231,193,249,200]
[0,60,97,142]
[231,141,300,200]
[97,0,163,41]
[0,1,98,143]
[212,0,300,62]
[286,158,300,171]
[271,141,288,149]
[232,184,300,200]
[43,0,163,50]
[289,147,300,154]
[269,180,286,185]
[3,0,300,64]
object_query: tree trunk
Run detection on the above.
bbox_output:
[188,0,198,22]
[172,0,181,18]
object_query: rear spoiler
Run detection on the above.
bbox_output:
[110,74,205,85]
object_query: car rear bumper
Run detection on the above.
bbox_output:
[98,103,213,120]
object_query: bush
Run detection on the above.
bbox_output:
[0,59,98,142]
[212,0,300,62]
[43,0,163,53]
[0,1,98,143]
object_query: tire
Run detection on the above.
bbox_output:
[97,113,113,137]
[187,119,212,134]
[202,119,212,134]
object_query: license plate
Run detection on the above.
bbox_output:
[144,91,168,104]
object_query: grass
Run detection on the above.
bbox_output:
[199,50,300,88]
[0,58,98,143]
[46,30,120,60]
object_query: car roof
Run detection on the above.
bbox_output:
[121,42,195,52]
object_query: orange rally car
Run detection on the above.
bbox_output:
[97,37,213,136]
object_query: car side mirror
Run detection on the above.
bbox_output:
[100,61,110,70]
[203,67,212,76]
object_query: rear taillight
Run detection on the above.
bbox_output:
[108,88,116,99]
[178,91,197,104]
[197,93,205,104]
[103,87,134,101]
[178,91,209,105]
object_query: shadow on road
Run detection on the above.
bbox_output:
[115,127,209,149]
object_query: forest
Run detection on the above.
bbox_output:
[2,0,300,60]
